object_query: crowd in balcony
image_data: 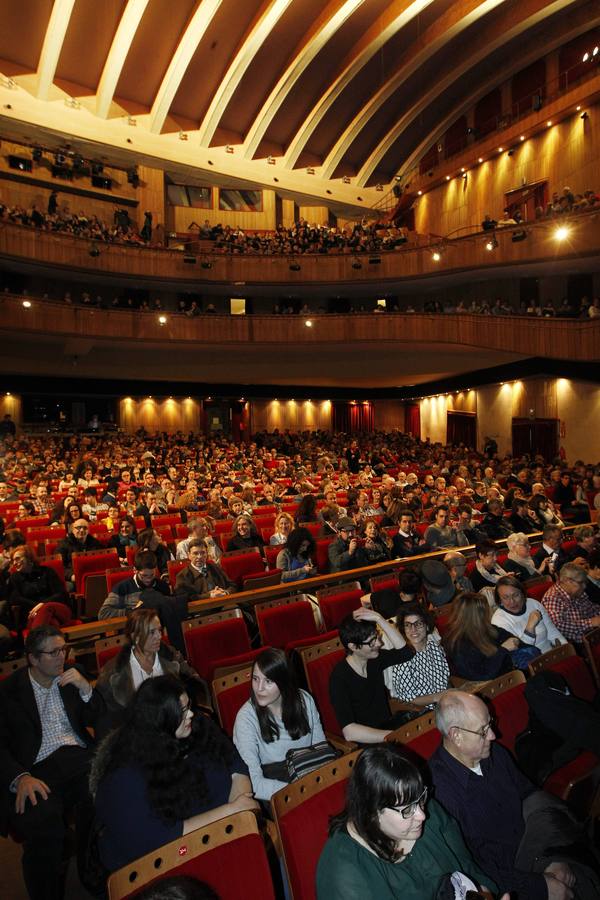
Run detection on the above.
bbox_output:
[0,197,148,246]
[188,218,409,255]
[1,423,599,898]
[481,185,600,232]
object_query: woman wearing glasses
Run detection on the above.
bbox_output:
[388,604,450,710]
[91,675,258,873]
[491,576,566,654]
[316,743,499,899]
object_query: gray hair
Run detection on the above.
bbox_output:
[558,562,587,584]
[435,690,479,737]
[506,532,529,552]
[443,551,467,570]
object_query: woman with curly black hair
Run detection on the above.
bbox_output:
[276,526,317,582]
[91,675,258,872]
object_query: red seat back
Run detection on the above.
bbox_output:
[167,558,189,588]
[264,544,282,568]
[220,550,265,588]
[526,578,552,603]
[105,567,134,594]
[256,600,319,650]
[97,644,123,670]
[304,647,346,736]
[484,682,529,753]
[315,538,334,574]
[318,589,363,630]
[213,669,252,737]
[406,728,442,759]
[73,549,120,594]
[151,514,182,530]
[276,778,350,900]
[184,617,251,681]
[39,555,66,587]
[546,654,597,703]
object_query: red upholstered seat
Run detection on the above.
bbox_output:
[315,538,334,573]
[105,567,134,594]
[369,572,400,593]
[183,615,252,681]
[72,549,120,594]
[220,549,265,589]
[525,578,552,603]
[150,513,182,530]
[97,643,123,670]
[264,544,282,568]
[167,558,189,588]
[583,627,600,689]
[317,586,363,630]
[39,555,66,587]
[256,597,319,651]
[484,681,529,753]
[548,652,597,703]
[107,810,275,900]
[301,641,346,737]
[213,667,252,736]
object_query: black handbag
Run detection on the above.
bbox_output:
[261,741,340,783]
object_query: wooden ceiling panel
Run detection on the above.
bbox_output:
[169,0,263,125]
[259,0,391,149]
[55,0,125,93]
[216,0,326,140]
[0,0,53,72]
[114,0,197,109]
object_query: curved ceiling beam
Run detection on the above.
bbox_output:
[400,8,600,179]
[197,0,293,147]
[242,0,365,160]
[149,0,224,135]
[282,0,434,170]
[96,0,150,118]
[355,0,579,185]
[321,0,506,180]
[35,0,77,100]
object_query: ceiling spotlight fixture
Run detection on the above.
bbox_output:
[478,157,483,163]
[546,120,552,127]
[342,175,351,184]
[446,175,450,181]
[498,147,503,152]
[306,167,315,175]
[520,135,525,141]
[431,250,442,262]
[178,132,188,141]
[225,145,234,153]
[158,315,167,325]
[417,190,422,195]
[64,97,80,109]
[485,237,498,251]
[461,167,465,172]
[554,225,570,241]
[267,156,276,165]
[127,116,137,126]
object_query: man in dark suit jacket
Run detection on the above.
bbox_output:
[56,518,102,586]
[0,625,103,900]
[532,524,570,575]
[174,539,236,600]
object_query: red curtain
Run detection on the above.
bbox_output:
[446,412,476,449]
[474,88,501,136]
[333,402,374,433]
[405,403,420,439]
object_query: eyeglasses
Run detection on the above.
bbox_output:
[404,620,426,631]
[454,718,495,740]
[38,646,68,658]
[73,526,88,532]
[389,787,428,819]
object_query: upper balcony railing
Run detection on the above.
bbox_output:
[1,206,599,288]
[2,293,598,362]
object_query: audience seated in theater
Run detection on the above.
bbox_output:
[491,575,566,653]
[91,675,257,873]
[470,539,513,592]
[532,525,570,575]
[57,518,102,587]
[107,514,137,561]
[329,608,413,743]
[553,473,590,523]
[96,609,209,739]
[328,516,368,573]
[424,505,469,550]
[225,514,265,554]
[443,592,524,681]
[269,511,294,546]
[420,559,457,608]
[430,692,598,900]
[443,550,473,594]
[316,744,497,900]
[233,648,327,802]
[542,562,600,647]
[529,494,564,529]
[566,524,597,565]
[358,519,392,565]
[505,531,552,581]
[174,539,236,600]
[509,498,538,534]
[480,499,513,540]
[276,526,317,583]
[0,625,103,900]
[7,545,71,631]
[388,603,450,709]
[390,508,426,557]
[175,517,221,563]
[137,526,173,578]
[98,549,187,655]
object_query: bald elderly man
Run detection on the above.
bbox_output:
[429,692,598,900]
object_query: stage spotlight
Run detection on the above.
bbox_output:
[485,237,498,251]
[554,226,570,241]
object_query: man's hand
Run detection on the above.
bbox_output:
[57,667,90,693]
[15,775,50,814]
[348,538,358,555]
[353,607,381,624]
[209,586,228,598]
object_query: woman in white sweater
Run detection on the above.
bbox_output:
[233,648,326,801]
[492,575,566,654]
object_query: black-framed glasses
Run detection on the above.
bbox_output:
[454,718,495,740]
[38,646,68,658]
[389,787,428,819]
[360,634,381,648]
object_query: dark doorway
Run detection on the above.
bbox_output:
[519,277,539,307]
[447,412,476,448]
[567,273,593,311]
[512,418,559,461]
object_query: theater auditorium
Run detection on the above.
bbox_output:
[1,2,600,898]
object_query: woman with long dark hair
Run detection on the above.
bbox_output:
[316,744,497,899]
[225,514,265,553]
[295,493,318,524]
[233,648,326,801]
[91,675,257,872]
[276,526,317,582]
[443,592,520,681]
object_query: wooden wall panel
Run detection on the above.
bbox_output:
[0,392,22,428]
[119,397,201,433]
[170,189,277,233]
[251,399,331,432]
[137,166,165,233]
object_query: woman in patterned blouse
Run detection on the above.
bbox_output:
[388,603,450,709]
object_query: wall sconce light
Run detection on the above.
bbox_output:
[342,175,351,184]
[485,237,498,251]
[225,145,234,153]
[267,156,276,165]
[179,132,188,141]
[306,167,315,175]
